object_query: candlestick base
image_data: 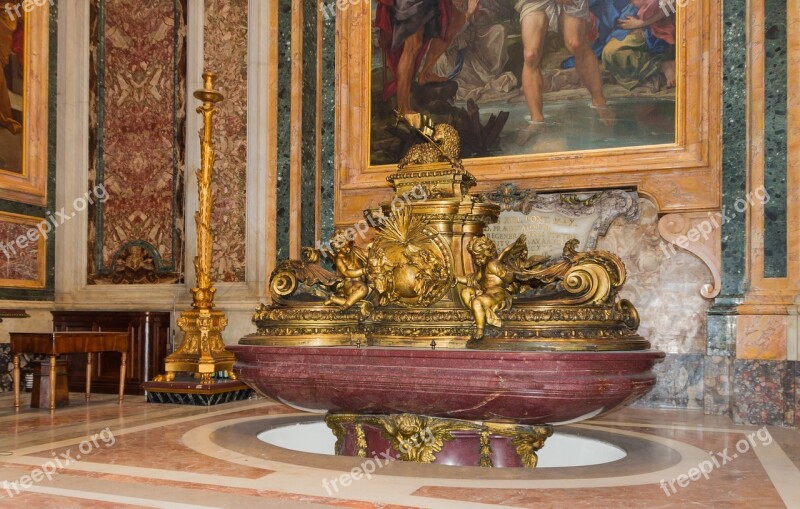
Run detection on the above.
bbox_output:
[153,308,236,384]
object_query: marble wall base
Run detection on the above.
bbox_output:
[703,305,797,427]
[622,351,798,428]
[633,353,704,409]
[703,355,733,415]
[795,361,800,426]
[731,360,797,427]
[0,343,10,392]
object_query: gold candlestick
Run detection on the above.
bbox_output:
[154,72,236,384]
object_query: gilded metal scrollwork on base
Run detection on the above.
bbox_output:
[354,424,368,458]
[324,413,553,468]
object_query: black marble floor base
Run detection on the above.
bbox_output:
[143,379,253,406]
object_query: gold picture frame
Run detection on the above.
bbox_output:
[0,3,49,206]
[334,0,721,227]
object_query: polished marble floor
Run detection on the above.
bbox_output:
[0,392,798,508]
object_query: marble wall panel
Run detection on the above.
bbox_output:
[634,353,704,409]
[597,198,712,354]
[204,0,248,282]
[783,360,796,427]
[597,197,714,410]
[0,220,40,283]
[794,361,800,427]
[300,0,317,249]
[89,0,186,284]
[736,315,788,360]
[319,7,336,252]
[706,313,736,356]
[703,355,733,415]
[274,0,292,262]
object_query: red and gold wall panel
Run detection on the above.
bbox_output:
[88,0,186,285]
[204,0,248,282]
[0,212,46,289]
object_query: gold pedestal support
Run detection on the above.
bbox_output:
[325,413,553,468]
[157,309,236,384]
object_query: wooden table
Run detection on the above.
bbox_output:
[10,332,129,411]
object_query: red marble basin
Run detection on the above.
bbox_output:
[230,346,664,425]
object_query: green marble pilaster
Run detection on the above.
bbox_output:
[275,0,293,262]
[706,0,748,381]
[300,0,318,249]
[762,0,788,277]
[319,3,336,249]
[44,1,57,296]
[717,0,748,300]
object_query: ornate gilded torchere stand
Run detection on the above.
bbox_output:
[145,73,250,405]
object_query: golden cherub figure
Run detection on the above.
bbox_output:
[457,235,575,339]
[323,231,370,311]
[456,236,516,339]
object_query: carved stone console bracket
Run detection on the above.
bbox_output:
[657,212,722,299]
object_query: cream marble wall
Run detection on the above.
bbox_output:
[0,309,53,343]
[598,198,712,354]
[599,198,712,409]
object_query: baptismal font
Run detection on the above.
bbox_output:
[231,120,662,468]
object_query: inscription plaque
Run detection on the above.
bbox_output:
[485,211,598,257]
[480,185,639,257]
